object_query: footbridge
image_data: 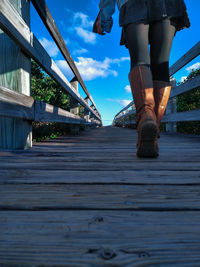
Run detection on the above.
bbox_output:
[0,0,200,265]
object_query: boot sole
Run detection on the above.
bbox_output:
[137,120,158,158]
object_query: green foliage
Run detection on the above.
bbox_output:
[31,60,70,111]
[79,105,85,118]
[32,122,71,142]
[31,60,71,141]
[176,68,200,135]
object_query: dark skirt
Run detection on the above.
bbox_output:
[119,0,191,47]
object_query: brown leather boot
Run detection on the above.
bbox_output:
[129,66,158,157]
[153,81,172,137]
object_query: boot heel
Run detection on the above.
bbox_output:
[137,120,158,158]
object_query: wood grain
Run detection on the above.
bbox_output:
[0,86,100,125]
[34,100,86,124]
[0,211,200,265]
[0,85,34,120]
[1,184,200,210]
[1,169,200,185]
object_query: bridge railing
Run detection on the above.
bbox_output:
[0,0,102,149]
[113,41,200,131]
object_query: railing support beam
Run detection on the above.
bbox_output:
[0,0,32,149]
[166,78,177,133]
[69,77,80,135]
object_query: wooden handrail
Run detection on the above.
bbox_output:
[0,0,101,121]
[31,0,100,117]
[169,41,200,76]
[0,85,101,125]
[114,101,134,119]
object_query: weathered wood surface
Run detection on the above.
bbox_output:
[1,126,200,265]
[1,211,200,266]
[0,86,100,125]
[34,100,86,124]
[0,85,34,120]
[0,0,101,121]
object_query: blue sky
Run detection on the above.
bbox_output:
[30,0,200,126]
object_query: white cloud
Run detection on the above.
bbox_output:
[125,85,131,93]
[76,57,118,80]
[186,62,200,72]
[106,57,130,66]
[75,27,96,44]
[74,12,93,28]
[60,10,97,45]
[106,98,132,107]
[72,48,88,55]
[56,56,127,81]
[56,56,129,81]
[120,57,130,62]
[39,38,59,57]
[180,76,187,83]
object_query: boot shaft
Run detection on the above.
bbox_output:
[153,80,172,122]
[128,65,156,124]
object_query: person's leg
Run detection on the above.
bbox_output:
[125,22,150,68]
[149,19,176,132]
[125,23,158,157]
[150,18,176,82]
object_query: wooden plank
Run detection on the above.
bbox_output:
[0,85,34,120]
[1,150,200,162]
[0,211,200,265]
[170,75,200,98]
[1,184,200,210]
[162,109,200,123]
[30,0,100,117]
[0,160,200,170]
[0,0,101,122]
[1,151,200,161]
[1,169,200,185]
[169,41,200,76]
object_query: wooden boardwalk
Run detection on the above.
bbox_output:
[1,126,200,266]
